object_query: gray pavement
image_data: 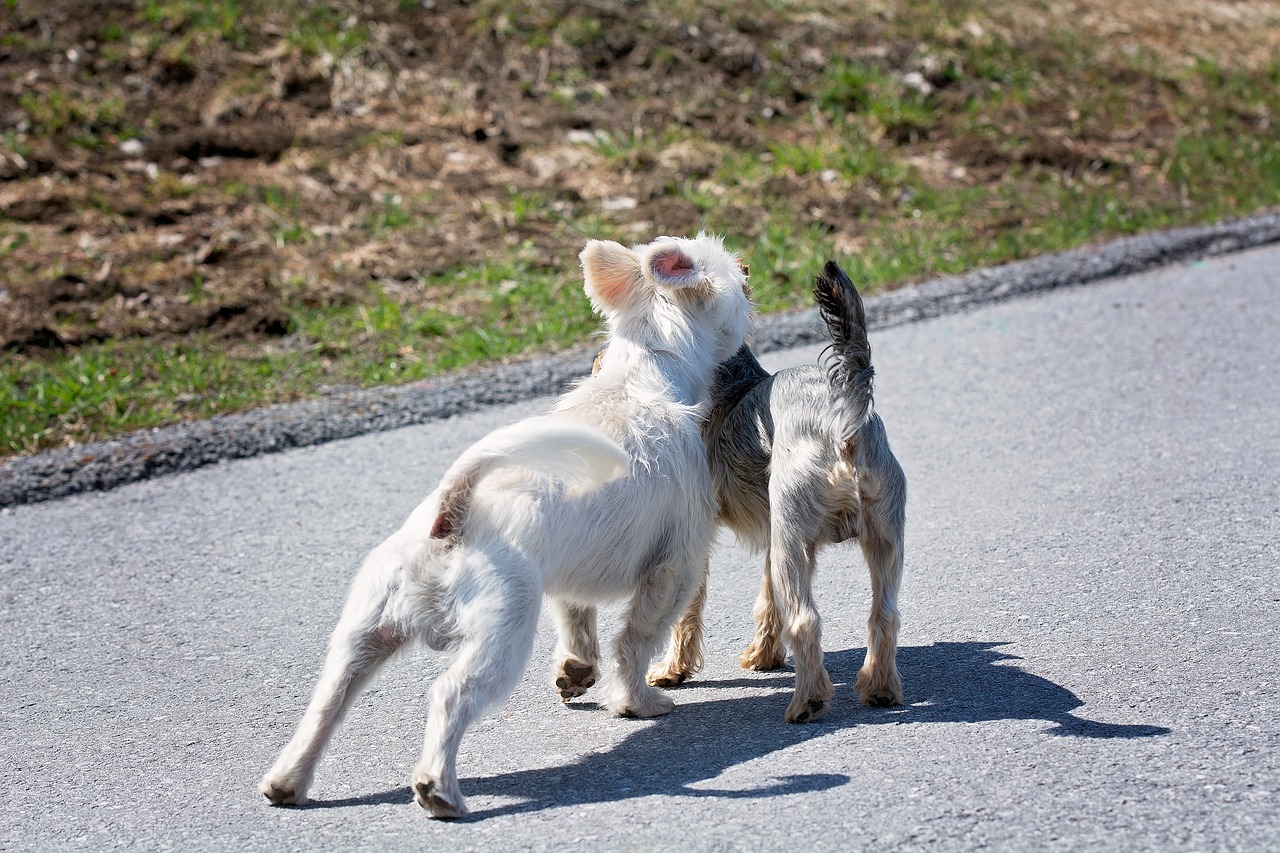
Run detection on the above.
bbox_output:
[1,243,1278,851]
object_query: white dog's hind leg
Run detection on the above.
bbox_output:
[550,600,600,701]
[412,556,540,819]
[260,548,408,805]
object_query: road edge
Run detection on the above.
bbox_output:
[4,209,1279,509]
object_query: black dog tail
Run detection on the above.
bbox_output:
[814,260,875,447]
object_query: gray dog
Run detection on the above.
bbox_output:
[643,260,908,723]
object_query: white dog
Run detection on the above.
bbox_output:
[259,234,752,819]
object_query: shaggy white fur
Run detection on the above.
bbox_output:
[258,233,752,819]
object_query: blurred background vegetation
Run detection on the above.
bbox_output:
[2,0,1279,456]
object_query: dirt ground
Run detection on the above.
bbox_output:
[2,0,1278,352]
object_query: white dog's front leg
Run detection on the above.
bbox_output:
[605,562,696,718]
[550,599,600,700]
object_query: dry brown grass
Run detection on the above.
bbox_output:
[3,0,1279,455]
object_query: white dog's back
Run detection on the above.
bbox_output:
[459,378,713,600]
[427,415,629,541]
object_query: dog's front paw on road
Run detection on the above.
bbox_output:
[259,774,308,807]
[855,665,904,707]
[739,640,785,671]
[785,670,835,723]
[785,695,830,724]
[553,658,598,701]
[646,661,693,687]
[615,685,676,718]
[413,776,468,820]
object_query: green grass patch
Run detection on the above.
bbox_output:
[286,3,373,57]
[3,340,274,456]
[141,0,247,47]
[5,1,1280,458]
[1,264,603,456]
[18,90,132,149]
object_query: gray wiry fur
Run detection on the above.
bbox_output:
[647,260,908,723]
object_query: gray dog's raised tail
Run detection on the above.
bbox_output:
[814,260,875,446]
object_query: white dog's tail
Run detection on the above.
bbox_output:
[428,417,629,541]
[815,260,876,448]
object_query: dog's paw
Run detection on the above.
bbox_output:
[855,664,904,707]
[413,775,468,820]
[259,774,308,807]
[553,658,598,701]
[614,685,676,719]
[785,695,830,724]
[739,640,786,671]
[785,670,836,724]
[646,661,693,688]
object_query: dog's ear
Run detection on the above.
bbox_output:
[580,240,641,312]
[646,243,701,287]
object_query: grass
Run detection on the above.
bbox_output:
[3,0,1280,458]
[135,0,375,55]
[17,90,133,151]
[2,263,600,455]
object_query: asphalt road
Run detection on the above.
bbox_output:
[2,244,1278,851]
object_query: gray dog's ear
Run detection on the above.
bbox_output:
[580,240,642,313]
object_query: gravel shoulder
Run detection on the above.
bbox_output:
[3,208,1279,509]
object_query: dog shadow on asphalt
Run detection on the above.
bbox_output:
[304,640,1170,818]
